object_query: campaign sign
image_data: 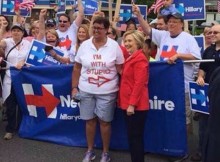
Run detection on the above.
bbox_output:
[119,4,147,24]
[189,81,209,114]
[194,36,205,55]
[26,40,64,66]
[57,0,66,14]
[11,61,187,156]
[74,0,98,15]
[83,0,98,15]
[1,0,30,16]
[174,0,205,20]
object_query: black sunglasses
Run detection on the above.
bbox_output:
[59,20,68,23]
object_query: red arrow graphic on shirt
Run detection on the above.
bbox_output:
[88,76,111,87]
[161,47,177,58]
[59,37,72,50]
[25,86,60,116]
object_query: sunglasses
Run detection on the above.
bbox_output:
[59,20,68,23]
[92,26,105,31]
[209,31,220,35]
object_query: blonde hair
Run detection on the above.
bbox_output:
[203,27,211,36]
[123,30,145,49]
[46,29,60,46]
[76,24,90,52]
[123,30,150,58]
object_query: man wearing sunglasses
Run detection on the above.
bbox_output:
[56,0,84,52]
[133,4,201,161]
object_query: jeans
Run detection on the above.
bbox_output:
[5,86,22,133]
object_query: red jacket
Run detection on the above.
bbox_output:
[119,49,149,111]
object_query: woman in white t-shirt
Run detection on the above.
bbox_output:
[72,17,124,162]
[0,24,31,140]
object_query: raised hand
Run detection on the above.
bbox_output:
[132,4,141,16]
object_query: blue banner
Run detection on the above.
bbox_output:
[174,0,205,20]
[11,61,187,156]
[189,81,209,114]
[26,40,64,66]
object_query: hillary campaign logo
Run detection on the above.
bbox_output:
[160,45,178,60]
[174,0,205,20]
[189,82,209,114]
[26,40,64,66]
[59,35,72,50]
[22,83,81,120]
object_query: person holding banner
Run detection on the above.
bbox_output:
[119,30,149,162]
[72,17,124,162]
[133,3,201,160]
[0,24,31,140]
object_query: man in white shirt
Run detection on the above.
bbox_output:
[133,4,201,160]
[56,0,84,51]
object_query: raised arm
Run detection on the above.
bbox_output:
[74,0,84,27]
[69,4,78,23]
[37,9,47,41]
[89,11,105,36]
[132,4,151,35]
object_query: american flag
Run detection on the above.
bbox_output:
[218,0,220,14]
[19,0,35,11]
[148,0,164,14]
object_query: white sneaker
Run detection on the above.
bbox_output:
[3,133,13,140]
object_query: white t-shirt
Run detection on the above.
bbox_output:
[152,28,201,92]
[75,37,124,94]
[3,38,31,101]
[56,21,78,51]
[55,46,69,58]
[69,44,77,63]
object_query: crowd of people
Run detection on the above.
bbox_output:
[0,0,220,161]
